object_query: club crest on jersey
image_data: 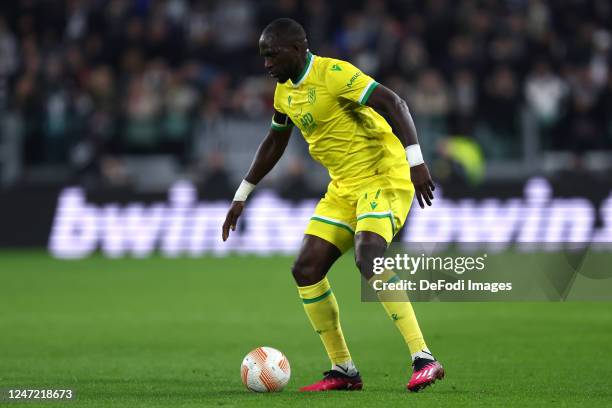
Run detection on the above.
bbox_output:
[308,88,316,104]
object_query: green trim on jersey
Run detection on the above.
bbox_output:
[292,51,315,88]
[310,215,355,234]
[359,80,379,105]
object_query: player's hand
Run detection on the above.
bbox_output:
[410,163,435,209]
[222,201,245,241]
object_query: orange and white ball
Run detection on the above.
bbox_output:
[240,347,291,392]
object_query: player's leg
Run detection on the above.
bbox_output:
[292,234,340,286]
[294,235,363,391]
[355,231,431,357]
[296,189,364,391]
[355,181,443,391]
[293,234,348,365]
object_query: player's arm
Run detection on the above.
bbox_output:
[366,85,435,209]
[244,118,292,185]
[222,111,292,241]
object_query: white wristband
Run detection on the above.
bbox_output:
[405,144,424,167]
[233,180,255,201]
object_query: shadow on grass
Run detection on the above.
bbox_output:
[70,377,468,404]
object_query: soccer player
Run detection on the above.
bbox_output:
[222,18,444,392]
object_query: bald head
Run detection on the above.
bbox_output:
[259,18,309,83]
[261,18,307,47]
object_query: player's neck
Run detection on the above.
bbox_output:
[290,50,311,83]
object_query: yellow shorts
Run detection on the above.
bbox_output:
[304,173,414,253]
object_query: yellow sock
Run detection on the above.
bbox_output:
[298,278,352,365]
[369,271,428,355]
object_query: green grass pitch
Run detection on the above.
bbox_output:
[1,251,611,407]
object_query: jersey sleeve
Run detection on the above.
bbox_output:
[271,84,294,131]
[325,60,379,105]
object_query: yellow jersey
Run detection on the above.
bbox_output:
[271,51,409,181]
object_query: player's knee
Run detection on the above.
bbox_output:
[354,251,375,276]
[354,233,387,279]
[355,255,379,281]
[292,258,325,286]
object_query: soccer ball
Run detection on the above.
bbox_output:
[240,347,291,392]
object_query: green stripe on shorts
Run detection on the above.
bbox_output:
[356,212,396,235]
[310,216,355,234]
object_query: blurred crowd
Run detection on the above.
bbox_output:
[0,0,611,189]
